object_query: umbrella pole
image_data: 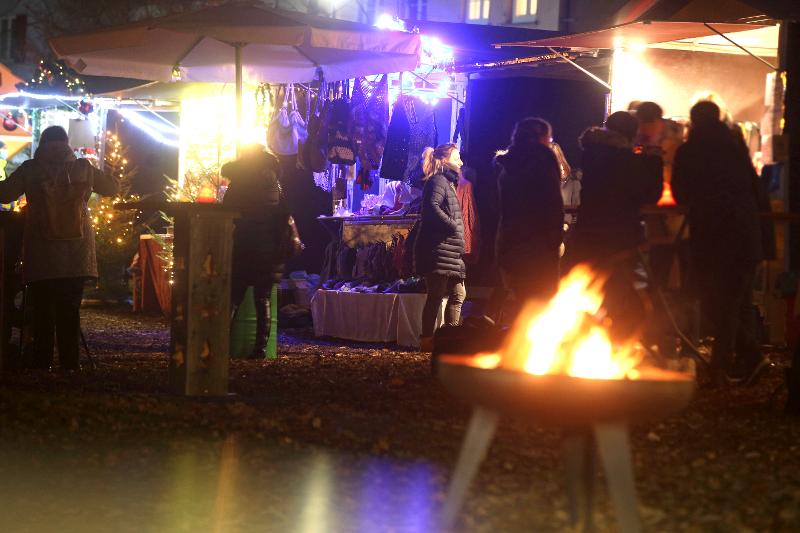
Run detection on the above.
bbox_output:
[235,43,243,157]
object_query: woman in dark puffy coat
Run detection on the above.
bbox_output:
[222,144,290,358]
[414,143,466,350]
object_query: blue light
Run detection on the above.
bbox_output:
[374,14,407,32]
[118,108,180,148]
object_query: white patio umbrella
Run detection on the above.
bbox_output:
[50,2,420,141]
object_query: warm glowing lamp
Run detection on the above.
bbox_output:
[657,180,676,206]
[197,186,216,203]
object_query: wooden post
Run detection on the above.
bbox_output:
[117,202,237,396]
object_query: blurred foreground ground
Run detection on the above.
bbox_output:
[0,306,798,533]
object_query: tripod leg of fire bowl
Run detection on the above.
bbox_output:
[441,407,500,529]
[593,423,642,533]
[563,430,596,531]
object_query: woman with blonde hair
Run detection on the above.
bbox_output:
[413,143,466,350]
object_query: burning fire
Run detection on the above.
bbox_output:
[497,265,643,380]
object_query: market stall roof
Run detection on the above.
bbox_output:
[0,91,87,110]
[49,3,421,84]
[610,0,800,24]
[408,20,561,66]
[100,81,238,101]
[496,20,769,50]
[0,63,23,95]
[610,0,773,26]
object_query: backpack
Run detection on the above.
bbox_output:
[37,160,91,241]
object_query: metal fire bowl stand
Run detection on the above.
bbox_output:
[437,356,695,533]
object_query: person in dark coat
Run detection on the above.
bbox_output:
[0,126,119,370]
[494,117,564,307]
[414,143,466,349]
[569,111,663,342]
[672,101,768,385]
[570,111,663,263]
[222,144,290,359]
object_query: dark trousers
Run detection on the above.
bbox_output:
[422,274,466,338]
[231,276,274,354]
[27,278,85,370]
[697,263,762,375]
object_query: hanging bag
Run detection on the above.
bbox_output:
[301,77,330,173]
[267,86,297,156]
[279,215,305,261]
[289,86,308,151]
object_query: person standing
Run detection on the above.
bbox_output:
[414,143,466,351]
[494,118,564,309]
[222,144,290,359]
[672,101,768,385]
[569,111,663,342]
[0,126,119,370]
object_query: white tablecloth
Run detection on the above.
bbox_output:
[311,290,443,348]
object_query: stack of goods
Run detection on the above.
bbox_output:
[319,236,424,294]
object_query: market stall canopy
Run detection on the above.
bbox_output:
[611,0,773,27]
[100,81,240,101]
[0,64,23,95]
[49,3,421,84]
[408,20,561,68]
[610,0,800,25]
[0,91,85,110]
[496,21,769,50]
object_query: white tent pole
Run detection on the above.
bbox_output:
[235,43,243,157]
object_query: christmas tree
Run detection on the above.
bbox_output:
[87,130,141,301]
[25,59,87,96]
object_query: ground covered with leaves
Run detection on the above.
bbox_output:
[0,306,798,532]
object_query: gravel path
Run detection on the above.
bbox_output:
[0,306,798,532]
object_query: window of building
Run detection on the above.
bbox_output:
[467,0,490,23]
[513,0,538,22]
[0,15,26,63]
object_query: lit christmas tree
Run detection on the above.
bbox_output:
[87,129,141,301]
[25,59,87,96]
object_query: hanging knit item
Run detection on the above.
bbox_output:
[351,75,389,190]
[313,168,333,192]
[327,97,356,166]
[380,98,411,181]
[403,96,438,185]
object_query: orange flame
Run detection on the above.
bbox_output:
[498,265,643,380]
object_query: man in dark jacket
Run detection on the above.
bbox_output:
[495,117,564,306]
[672,101,767,385]
[222,144,289,359]
[569,111,663,342]
[0,126,119,370]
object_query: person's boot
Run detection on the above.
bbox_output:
[249,298,269,359]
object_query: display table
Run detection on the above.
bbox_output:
[116,202,237,396]
[318,214,418,247]
[311,289,442,348]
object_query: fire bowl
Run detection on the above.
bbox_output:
[438,355,695,427]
